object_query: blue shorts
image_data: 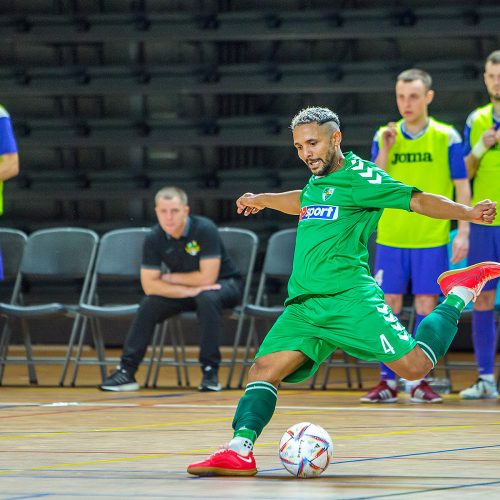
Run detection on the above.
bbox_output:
[374,244,448,295]
[468,224,500,292]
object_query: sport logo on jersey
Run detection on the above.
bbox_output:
[299,205,338,221]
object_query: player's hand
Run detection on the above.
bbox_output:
[381,122,397,151]
[188,283,222,297]
[495,127,500,144]
[482,128,497,148]
[236,192,266,216]
[469,199,497,224]
[450,231,469,264]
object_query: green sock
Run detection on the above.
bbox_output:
[443,293,466,311]
[232,381,278,441]
[414,303,461,366]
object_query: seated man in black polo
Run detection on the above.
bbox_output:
[100,186,243,392]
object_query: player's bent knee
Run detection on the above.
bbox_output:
[248,359,281,386]
[387,347,433,381]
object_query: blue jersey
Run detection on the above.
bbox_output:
[0,106,18,155]
[463,110,500,156]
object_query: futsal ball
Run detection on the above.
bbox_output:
[278,422,333,478]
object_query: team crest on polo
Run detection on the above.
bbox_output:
[185,240,200,256]
[322,187,334,201]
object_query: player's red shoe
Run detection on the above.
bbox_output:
[187,448,257,477]
[437,261,500,301]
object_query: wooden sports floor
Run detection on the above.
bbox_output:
[1,355,499,500]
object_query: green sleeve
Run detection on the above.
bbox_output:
[349,163,421,211]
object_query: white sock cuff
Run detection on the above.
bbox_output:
[448,286,473,305]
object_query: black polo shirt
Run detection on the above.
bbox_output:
[142,216,240,280]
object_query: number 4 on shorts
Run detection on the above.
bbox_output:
[380,334,395,354]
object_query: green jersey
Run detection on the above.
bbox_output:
[286,151,419,303]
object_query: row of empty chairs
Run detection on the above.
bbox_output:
[1,6,497,43]
[0,225,497,390]
[0,59,485,97]
[0,225,261,388]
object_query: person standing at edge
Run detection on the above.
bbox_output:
[459,50,500,400]
[0,103,20,280]
[361,69,470,404]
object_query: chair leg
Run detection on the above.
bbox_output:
[144,325,160,388]
[68,316,90,387]
[321,358,332,390]
[237,319,257,389]
[354,358,363,389]
[226,313,246,389]
[0,322,12,385]
[173,318,189,387]
[152,323,167,388]
[21,319,38,384]
[59,314,84,387]
[91,319,108,383]
[342,351,353,389]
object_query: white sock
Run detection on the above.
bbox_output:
[449,286,474,305]
[228,436,253,456]
[480,374,495,382]
[385,379,397,390]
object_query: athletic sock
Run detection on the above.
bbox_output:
[415,303,461,367]
[444,290,468,311]
[448,286,473,306]
[472,310,497,376]
[231,381,278,451]
[479,374,495,383]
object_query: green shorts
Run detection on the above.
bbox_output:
[256,285,416,383]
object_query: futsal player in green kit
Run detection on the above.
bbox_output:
[187,106,500,477]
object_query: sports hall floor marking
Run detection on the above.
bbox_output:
[1,442,499,479]
[3,401,500,414]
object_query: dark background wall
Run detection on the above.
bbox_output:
[0,0,498,350]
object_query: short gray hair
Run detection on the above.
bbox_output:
[397,68,432,91]
[290,106,340,130]
[486,50,500,65]
[155,186,188,206]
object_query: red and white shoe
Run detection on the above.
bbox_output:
[187,448,257,476]
[437,261,500,302]
[360,380,398,403]
[410,380,443,403]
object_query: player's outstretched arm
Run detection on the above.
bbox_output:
[236,191,302,216]
[410,192,497,225]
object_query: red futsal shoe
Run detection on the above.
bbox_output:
[437,261,500,301]
[187,448,257,477]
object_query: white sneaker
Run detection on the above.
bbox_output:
[459,378,499,399]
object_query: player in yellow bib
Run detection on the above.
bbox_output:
[361,69,471,404]
[459,50,500,400]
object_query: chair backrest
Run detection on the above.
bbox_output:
[85,227,150,305]
[94,227,150,278]
[18,227,99,305]
[255,227,297,304]
[262,227,297,278]
[218,227,259,306]
[21,227,99,279]
[0,228,28,280]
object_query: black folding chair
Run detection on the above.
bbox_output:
[230,227,297,389]
[0,227,98,385]
[63,227,176,387]
[150,227,259,388]
[0,228,28,382]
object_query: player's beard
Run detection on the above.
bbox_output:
[309,141,340,176]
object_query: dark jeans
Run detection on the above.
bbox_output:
[121,278,243,373]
